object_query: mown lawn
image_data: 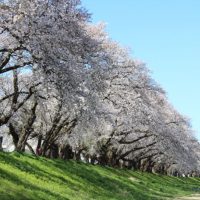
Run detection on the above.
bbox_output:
[0,151,200,200]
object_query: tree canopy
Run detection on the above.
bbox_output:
[0,0,200,176]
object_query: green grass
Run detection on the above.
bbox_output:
[0,152,200,200]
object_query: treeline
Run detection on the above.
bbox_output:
[0,0,200,176]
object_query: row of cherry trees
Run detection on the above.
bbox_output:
[0,0,200,176]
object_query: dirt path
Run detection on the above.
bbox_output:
[175,194,200,200]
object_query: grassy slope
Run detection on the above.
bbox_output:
[0,152,200,200]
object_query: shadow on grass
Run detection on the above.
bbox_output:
[0,167,69,200]
[0,152,69,200]
[51,159,175,200]
[1,151,200,200]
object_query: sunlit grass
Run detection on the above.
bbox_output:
[0,151,200,200]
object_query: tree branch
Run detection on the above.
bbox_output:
[0,61,32,74]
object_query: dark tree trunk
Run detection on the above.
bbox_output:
[98,154,109,166]
[9,123,19,150]
[9,101,38,153]
[26,142,36,155]
[49,143,59,159]
[0,136,3,150]
[16,130,29,152]
[74,151,81,161]
[58,144,74,160]
[41,118,77,157]
[91,155,97,165]
[36,135,42,156]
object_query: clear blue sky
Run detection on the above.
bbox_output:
[82,0,200,140]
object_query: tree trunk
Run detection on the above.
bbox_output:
[64,145,74,160]
[9,123,19,150]
[36,135,42,156]
[26,142,36,155]
[91,155,97,165]
[16,130,29,152]
[50,143,59,159]
[41,118,77,157]
[74,148,85,161]
[0,136,3,150]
